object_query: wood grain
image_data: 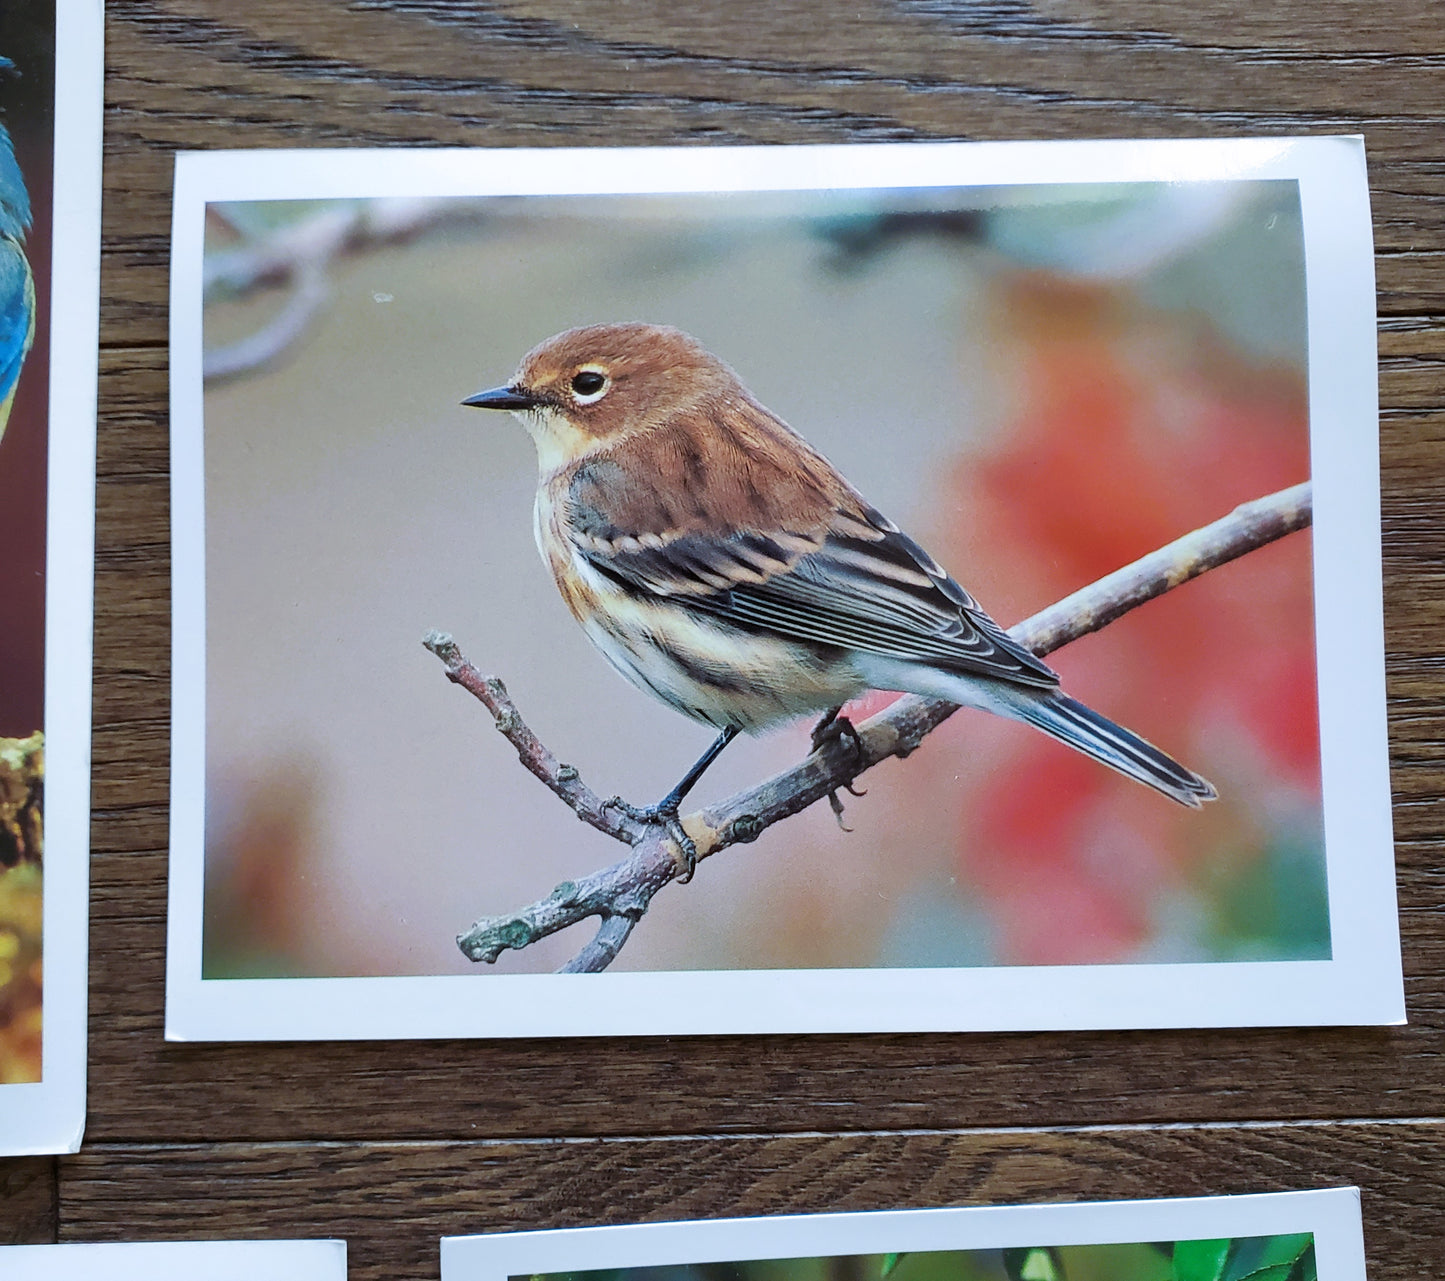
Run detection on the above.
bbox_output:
[0,1158,54,1245]
[56,1124,1445,1280]
[17,0,1445,1274]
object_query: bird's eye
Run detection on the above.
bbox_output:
[571,370,607,399]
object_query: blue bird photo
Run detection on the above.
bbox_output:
[0,57,34,445]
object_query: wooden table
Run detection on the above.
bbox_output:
[5,3,1443,1277]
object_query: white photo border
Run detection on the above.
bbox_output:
[167,136,1401,1040]
[1,0,103,1153]
[440,1189,1366,1281]
[0,1238,347,1281]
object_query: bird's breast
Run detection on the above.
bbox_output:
[531,485,866,731]
[533,483,596,623]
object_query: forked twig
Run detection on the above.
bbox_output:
[431,481,1312,973]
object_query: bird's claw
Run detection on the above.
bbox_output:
[812,709,868,831]
[810,708,865,765]
[604,795,700,882]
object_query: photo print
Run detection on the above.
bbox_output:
[440,1190,1366,1281]
[167,137,1399,1039]
[0,0,101,1150]
[0,1238,347,1281]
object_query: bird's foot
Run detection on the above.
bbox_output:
[604,796,699,882]
[810,707,865,766]
[810,707,867,831]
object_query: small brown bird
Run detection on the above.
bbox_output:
[465,323,1214,866]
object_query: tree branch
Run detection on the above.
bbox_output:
[423,631,644,846]
[435,481,1312,973]
[203,260,331,385]
[203,198,495,383]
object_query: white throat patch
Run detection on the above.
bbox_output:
[517,405,606,478]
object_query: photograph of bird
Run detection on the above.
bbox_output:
[0,70,33,446]
[465,323,1215,869]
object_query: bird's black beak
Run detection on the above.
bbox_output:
[462,385,539,411]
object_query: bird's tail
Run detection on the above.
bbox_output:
[994,688,1217,808]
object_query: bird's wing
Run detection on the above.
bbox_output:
[0,237,34,440]
[735,513,1060,687]
[565,451,1059,690]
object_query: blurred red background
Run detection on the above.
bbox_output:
[935,270,1318,965]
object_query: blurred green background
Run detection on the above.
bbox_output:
[200,178,1325,978]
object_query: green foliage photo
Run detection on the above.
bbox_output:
[521,1232,1316,1281]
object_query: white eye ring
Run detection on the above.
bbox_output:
[570,367,609,404]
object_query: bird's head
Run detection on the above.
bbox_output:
[464,323,737,474]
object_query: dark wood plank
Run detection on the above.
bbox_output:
[58,1124,1445,1280]
[0,1158,55,1245]
[98,0,1444,136]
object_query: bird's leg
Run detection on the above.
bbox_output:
[651,724,740,814]
[605,725,739,882]
[810,705,868,831]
